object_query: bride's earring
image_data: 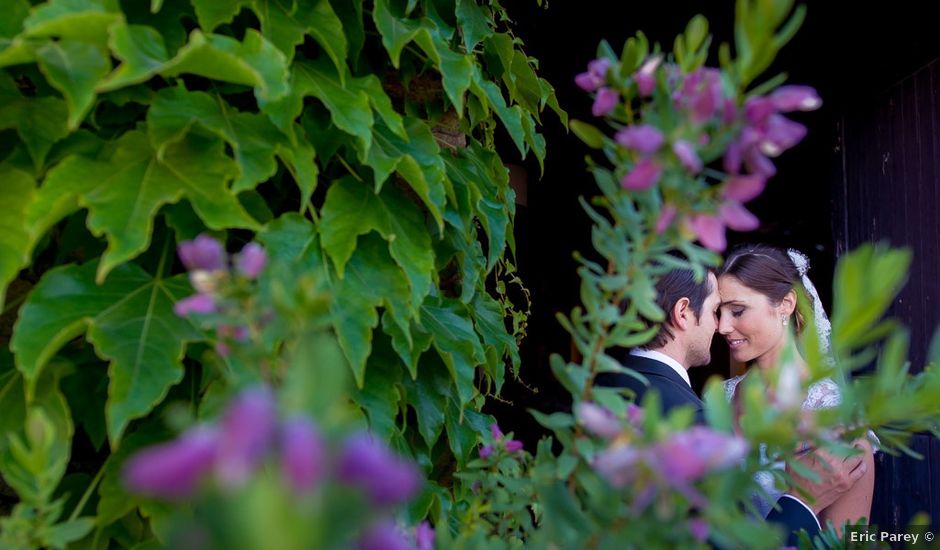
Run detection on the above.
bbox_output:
[782,316,789,326]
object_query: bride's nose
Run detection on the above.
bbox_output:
[717,314,733,335]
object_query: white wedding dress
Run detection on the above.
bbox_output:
[723,375,842,517]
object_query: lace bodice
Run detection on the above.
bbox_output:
[723,374,843,517]
[723,375,842,410]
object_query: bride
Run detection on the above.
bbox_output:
[716,244,875,534]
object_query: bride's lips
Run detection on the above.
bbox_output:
[726,338,747,349]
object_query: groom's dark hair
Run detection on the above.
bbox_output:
[644,267,714,349]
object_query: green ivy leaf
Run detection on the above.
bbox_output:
[332,233,415,386]
[454,0,491,52]
[320,177,433,312]
[96,418,170,525]
[444,399,489,463]
[421,296,485,407]
[473,71,526,158]
[364,118,447,230]
[0,0,30,50]
[0,165,35,311]
[10,261,202,445]
[372,0,420,67]
[24,0,123,46]
[97,24,171,92]
[471,291,517,388]
[330,0,364,68]
[0,74,70,169]
[0,351,26,455]
[190,0,244,31]
[353,337,404,440]
[160,29,289,102]
[42,130,257,282]
[147,85,317,196]
[35,40,111,130]
[412,27,473,113]
[383,311,432,379]
[403,354,449,449]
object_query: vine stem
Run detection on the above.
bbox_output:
[68,463,106,522]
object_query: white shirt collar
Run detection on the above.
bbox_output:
[629,349,691,388]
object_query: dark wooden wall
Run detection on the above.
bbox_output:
[834,57,940,531]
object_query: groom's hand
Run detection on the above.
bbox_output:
[787,445,868,514]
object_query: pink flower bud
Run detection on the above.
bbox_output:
[357,520,412,550]
[722,175,766,203]
[592,87,619,116]
[685,214,727,252]
[479,444,494,459]
[174,293,217,317]
[615,124,664,155]
[490,423,504,440]
[338,433,423,507]
[655,204,678,234]
[621,158,662,191]
[178,234,226,272]
[215,387,278,487]
[719,201,760,231]
[770,85,822,112]
[279,416,325,493]
[123,426,219,500]
[672,140,702,173]
[236,242,267,279]
[577,402,621,439]
[415,521,435,550]
[505,440,524,453]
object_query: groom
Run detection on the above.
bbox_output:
[597,267,868,544]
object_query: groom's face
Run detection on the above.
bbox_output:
[686,272,721,367]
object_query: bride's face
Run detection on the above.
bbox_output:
[717,275,790,365]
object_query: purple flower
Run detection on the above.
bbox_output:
[415,521,435,550]
[174,293,217,317]
[626,403,644,426]
[672,140,702,173]
[743,145,777,178]
[681,68,723,124]
[770,85,821,112]
[685,214,727,252]
[651,427,748,486]
[490,423,504,440]
[759,115,807,157]
[621,158,662,191]
[235,242,267,280]
[279,416,325,494]
[723,139,742,174]
[719,201,759,231]
[215,387,278,487]
[123,426,218,500]
[655,204,677,234]
[577,402,621,439]
[592,87,619,117]
[338,433,423,506]
[688,518,709,542]
[633,56,661,97]
[479,444,494,459]
[178,234,226,272]
[357,521,412,550]
[593,444,643,488]
[744,97,775,126]
[722,175,766,203]
[219,324,250,342]
[505,440,524,453]
[575,58,610,92]
[615,124,664,155]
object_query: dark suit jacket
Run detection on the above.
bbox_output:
[597,349,820,545]
[595,350,707,425]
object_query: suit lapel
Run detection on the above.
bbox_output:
[619,353,703,406]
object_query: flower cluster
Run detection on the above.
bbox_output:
[575,56,821,251]
[123,387,432,549]
[592,423,748,508]
[174,234,268,356]
[478,423,524,459]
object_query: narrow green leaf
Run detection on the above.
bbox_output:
[569,119,605,149]
[372,0,420,67]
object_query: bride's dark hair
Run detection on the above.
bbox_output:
[718,244,807,334]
